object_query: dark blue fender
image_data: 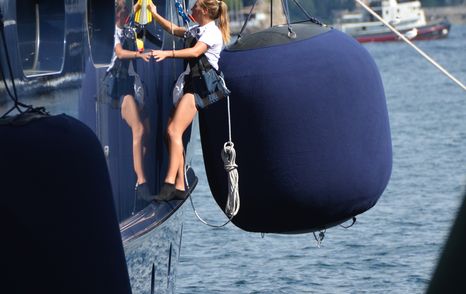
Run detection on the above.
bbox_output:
[1,114,131,294]
[200,23,392,233]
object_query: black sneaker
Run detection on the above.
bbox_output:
[173,189,187,200]
[135,183,154,202]
[154,183,176,201]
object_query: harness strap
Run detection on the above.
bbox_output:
[185,36,215,78]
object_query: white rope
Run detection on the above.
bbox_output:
[189,194,233,227]
[189,94,240,227]
[354,0,466,91]
[222,140,240,218]
[220,76,240,218]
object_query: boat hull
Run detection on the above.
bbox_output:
[1,0,198,292]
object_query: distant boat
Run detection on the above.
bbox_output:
[334,0,450,43]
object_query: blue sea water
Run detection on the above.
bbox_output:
[176,25,466,293]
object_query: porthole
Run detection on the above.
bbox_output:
[87,0,115,66]
[16,0,65,77]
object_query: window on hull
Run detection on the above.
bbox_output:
[87,0,114,66]
[16,0,65,77]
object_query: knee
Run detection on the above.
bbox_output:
[166,123,181,143]
[133,123,144,142]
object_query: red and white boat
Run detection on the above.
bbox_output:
[335,0,451,43]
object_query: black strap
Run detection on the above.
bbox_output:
[185,36,214,78]
[290,0,325,26]
[197,55,213,72]
[340,217,357,229]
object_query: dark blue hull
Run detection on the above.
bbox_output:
[0,0,197,293]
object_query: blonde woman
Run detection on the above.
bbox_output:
[109,1,153,200]
[146,0,230,201]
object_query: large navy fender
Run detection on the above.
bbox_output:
[199,23,392,233]
[1,114,131,293]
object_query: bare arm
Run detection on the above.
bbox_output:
[151,41,208,62]
[115,43,152,62]
[149,2,186,37]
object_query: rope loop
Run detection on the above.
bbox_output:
[221,141,240,218]
[222,141,237,170]
[313,230,326,248]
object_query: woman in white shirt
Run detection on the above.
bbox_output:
[109,1,153,201]
[145,0,230,201]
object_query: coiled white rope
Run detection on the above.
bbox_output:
[222,141,240,218]
[354,0,466,91]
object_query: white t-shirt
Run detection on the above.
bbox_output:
[107,26,137,76]
[106,26,143,101]
[190,20,223,70]
[107,26,124,72]
[174,22,223,105]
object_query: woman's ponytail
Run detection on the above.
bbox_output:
[203,0,230,44]
[218,1,230,44]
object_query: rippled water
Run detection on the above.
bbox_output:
[177,25,466,293]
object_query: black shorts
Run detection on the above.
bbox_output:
[116,75,135,100]
[183,74,221,110]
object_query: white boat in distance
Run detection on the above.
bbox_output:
[334,0,451,42]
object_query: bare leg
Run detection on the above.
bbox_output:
[165,93,197,189]
[166,115,185,191]
[121,94,146,185]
